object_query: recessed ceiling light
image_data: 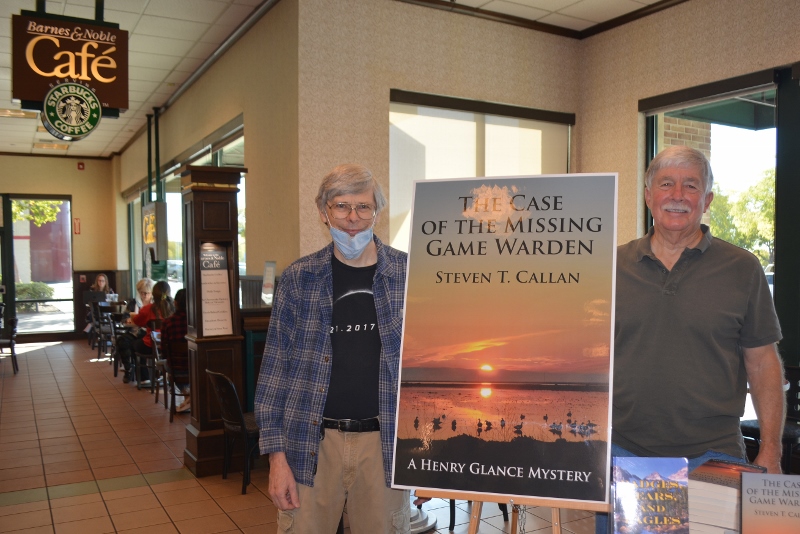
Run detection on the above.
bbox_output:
[34,142,70,150]
[0,109,38,119]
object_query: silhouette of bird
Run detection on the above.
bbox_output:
[520,414,526,420]
[414,416,419,430]
[485,420,493,431]
[451,420,457,431]
[500,418,506,429]
[543,414,548,423]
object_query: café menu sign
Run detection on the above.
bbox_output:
[12,13,129,113]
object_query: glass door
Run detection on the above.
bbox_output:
[11,197,74,333]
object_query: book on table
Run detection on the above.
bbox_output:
[740,472,800,534]
[611,456,689,534]
[688,459,766,533]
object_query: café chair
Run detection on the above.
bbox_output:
[205,369,260,494]
[162,340,190,422]
[150,331,170,408]
[136,320,162,392]
[91,301,115,361]
[741,365,800,473]
[0,317,19,374]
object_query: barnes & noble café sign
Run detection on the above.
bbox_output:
[12,13,128,141]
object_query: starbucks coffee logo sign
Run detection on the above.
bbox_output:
[41,82,101,140]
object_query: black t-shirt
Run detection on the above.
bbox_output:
[322,256,381,420]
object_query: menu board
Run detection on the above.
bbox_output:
[199,243,233,336]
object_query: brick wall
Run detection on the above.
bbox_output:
[661,116,711,159]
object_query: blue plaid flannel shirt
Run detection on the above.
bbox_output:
[255,237,407,487]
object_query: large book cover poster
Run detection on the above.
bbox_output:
[392,174,617,503]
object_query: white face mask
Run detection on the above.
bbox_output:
[326,213,374,260]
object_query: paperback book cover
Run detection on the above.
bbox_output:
[611,456,689,534]
[741,472,800,534]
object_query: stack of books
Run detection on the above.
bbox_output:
[688,460,766,533]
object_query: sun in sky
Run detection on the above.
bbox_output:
[480,364,493,371]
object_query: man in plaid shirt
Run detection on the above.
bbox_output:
[255,164,410,533]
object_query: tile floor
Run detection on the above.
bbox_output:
[0,340,597,533]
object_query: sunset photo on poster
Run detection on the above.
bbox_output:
[392,174,617,503]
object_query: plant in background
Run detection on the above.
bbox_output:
[15,282,55,312]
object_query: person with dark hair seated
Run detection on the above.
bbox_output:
[161,288,190,412]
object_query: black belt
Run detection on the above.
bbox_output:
[322,417,380,432]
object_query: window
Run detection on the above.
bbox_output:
[641,67,800,365]
[389,93,572,251]
[162,135,245,298]
[650,90,776,271]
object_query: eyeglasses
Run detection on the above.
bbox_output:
[327,202,376,220]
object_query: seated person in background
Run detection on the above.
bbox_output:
[161,289,190,412]
[92,273,113,295]
[85,273,115,336]
[117,278,154,383]
[126,280,174,386]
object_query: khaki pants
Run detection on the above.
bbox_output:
[277,430,410,534]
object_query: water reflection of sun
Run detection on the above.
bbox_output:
[480,364,493,371]
[480,388,492,398]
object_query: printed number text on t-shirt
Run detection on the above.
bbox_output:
[330,323,377,333]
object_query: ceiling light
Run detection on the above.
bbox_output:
[0,109,39,119]
[34,142,70,150]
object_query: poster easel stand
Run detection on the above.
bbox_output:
[415,490,609,534]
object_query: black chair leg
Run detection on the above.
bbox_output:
[499,503,508,521]
[222,434,231,480]
[242,442,250,495]
[449,499,456,531]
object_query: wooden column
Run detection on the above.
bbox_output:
[180,165,247,477]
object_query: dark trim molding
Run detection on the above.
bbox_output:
[391,89,575,125]
[394,0,578,38]
[580,0,689,39]
[638,69,777,113]
[394,0,689,40]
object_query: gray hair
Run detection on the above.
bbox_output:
[136,278,154,293]
[315,164,386,213]
[645,145,714,194]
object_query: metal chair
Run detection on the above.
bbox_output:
[136,319,161,392]
[162,339,190,422]
[205,369,260,494]
[150,330,169,407]
[0,317,19,374]
[90,301,115,362]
